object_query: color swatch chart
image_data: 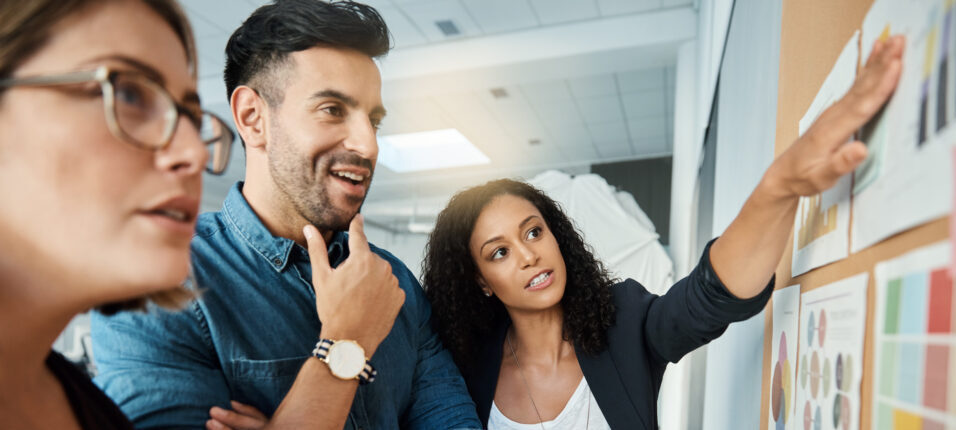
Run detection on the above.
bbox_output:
[873,242,956,430]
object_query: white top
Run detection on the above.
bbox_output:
[488,377,611,430]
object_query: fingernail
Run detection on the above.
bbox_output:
[303,225,313,239]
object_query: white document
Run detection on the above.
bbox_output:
[853,0,956,253]
[872,242,955,428]
[792,32,857,276]
[769,285,801,430]
[794,273,868,430]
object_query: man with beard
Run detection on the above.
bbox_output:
[89,1,481,429]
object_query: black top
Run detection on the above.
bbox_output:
[463,240,774,429]
[46,351,133,430]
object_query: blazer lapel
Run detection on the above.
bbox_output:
[577,347,650,430]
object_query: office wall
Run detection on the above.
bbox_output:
[700,0,784,429]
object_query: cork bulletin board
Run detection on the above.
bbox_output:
[760,0,953,429]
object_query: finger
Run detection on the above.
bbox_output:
[347,214,371,254]
[303,224,331,274]
[807,36,902,147]
[827,141,868,178]
[230,400,267,420]
[210,406,263,430]
[206,419,231,430]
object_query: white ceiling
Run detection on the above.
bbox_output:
[182,0,696,214]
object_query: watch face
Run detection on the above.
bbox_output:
[327,341,365,380]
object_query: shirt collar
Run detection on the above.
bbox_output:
[220,182,348,271]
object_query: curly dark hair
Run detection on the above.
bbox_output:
[423,179,616,373]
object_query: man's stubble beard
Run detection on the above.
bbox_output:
[266,124,372,233]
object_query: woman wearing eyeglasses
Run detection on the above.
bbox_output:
[0,0,232,428]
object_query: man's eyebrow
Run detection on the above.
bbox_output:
[310,89,387,118]
[309,89,358,106]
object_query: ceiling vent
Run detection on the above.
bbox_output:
[529,139,542,146]
[435,20,461,36]
[490,87,509,99]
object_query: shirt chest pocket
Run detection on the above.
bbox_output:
[228,356,307,416]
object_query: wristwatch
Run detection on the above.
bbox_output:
[312,339,376,384]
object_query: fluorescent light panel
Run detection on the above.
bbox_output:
[377,129,490,173]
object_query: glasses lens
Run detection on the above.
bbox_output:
[110,73,176,148]
[202,113,233,174]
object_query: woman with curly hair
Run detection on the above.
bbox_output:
[423,35,904,430]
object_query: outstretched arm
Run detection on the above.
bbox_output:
[709,36,904,299]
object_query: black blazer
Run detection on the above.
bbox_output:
[462,242,774,429]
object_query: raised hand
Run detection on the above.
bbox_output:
[766,35,904,199]
[303,214,405,356]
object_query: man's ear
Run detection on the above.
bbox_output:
[230,85,268,150]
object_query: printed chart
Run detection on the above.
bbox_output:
[792,32,857,276]
[795,273,868,430]
[872,242,956,430]
[853,0,956,253]
[771,285,802,430]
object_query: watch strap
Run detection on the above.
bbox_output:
[312,338,376,384]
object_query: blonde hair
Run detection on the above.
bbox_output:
[1,0,199,313]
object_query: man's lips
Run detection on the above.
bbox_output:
[328,165,371,198]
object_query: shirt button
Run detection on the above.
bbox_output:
[273,258,281,266]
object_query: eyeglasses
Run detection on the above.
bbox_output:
[0,66,234,174]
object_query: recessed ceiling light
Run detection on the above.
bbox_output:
[377,129,490,173]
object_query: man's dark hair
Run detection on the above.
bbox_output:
[223,0,391,106]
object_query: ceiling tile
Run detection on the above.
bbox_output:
[633,135,670,155]
[183,1,261,35]
[617,67,665,93]
[589,121,628,144]
[549,125,592,146]
[626,116,667,138]
[597,0,661,16]
[559,142,599,159]
[529,0,600,25]
[486,99,548,143]
[534,100,583,127]
[461,0,539,34]
[376,6,429,48]
[576,95,623,123]
[596,143,633,158]
[621,89,666,119]
[568,74,617,98]
[662,0,693,7]
[520,80,573,104]
[397,0,483,42]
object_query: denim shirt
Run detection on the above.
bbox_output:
[91,183,481,429]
